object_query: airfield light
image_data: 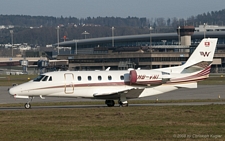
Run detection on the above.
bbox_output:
[56,26,60,55]
[204,23,206,38]
[178,26,180,45]
[149,26,153,47]
[112,27,115,47]
[82,31,90,39]
[74,40,78,55]
[10,30,13,57]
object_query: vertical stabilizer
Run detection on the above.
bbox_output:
[183,38,218,69]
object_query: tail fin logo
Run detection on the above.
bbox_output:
[200,52,211,57]
[205,42,210,47]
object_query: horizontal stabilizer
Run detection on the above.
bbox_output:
[174,82,197,88]
[139,85,178,98]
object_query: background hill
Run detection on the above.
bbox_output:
[0,9,225,46]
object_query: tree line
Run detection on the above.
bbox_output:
[0,9,224,46]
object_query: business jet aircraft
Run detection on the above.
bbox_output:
[9,38,218,109]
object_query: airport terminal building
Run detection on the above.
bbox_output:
[57,25,225,72]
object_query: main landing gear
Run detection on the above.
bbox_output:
[24,97,33,109]
[118,100,128,107]
[105,99,129,107]
[105,100,115,107]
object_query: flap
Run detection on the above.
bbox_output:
[93,88,144,100]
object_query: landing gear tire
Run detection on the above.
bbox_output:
[118,100,128,107]
[122,103,128,107]
[24,103,31,109]
[105,100,115,107]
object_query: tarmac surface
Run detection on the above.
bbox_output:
[0,85,225,110]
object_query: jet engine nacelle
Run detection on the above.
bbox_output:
[129,70,170,85]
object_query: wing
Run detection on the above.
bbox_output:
[93,88,144,100]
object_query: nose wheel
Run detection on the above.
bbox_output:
[24,97,33,109]
[24,103,31,109]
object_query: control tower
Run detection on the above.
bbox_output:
[177,26,195,46]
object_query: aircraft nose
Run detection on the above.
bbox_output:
[8,87,17,96]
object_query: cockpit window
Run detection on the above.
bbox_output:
[33,75,45,82]
[48,76,52,81]
[42,76,49,81]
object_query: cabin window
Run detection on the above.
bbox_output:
[120,75,124,80]
[98,76,102,81]
[48,76,52,81]
[77,76,81,81]
[33,75,45,82]
[88,76,92,81]
[108,75,112,80]
[42,76,49,81]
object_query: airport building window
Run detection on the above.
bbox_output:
[98,76,102,81]
[108,75,112,80]
[88,76,92,81]
[120,75,124,80]
[78,76,81,81]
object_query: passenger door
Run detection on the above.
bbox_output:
[64,73,74,94]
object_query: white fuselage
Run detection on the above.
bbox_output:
[9,67,206,100]
[9,70,139,98]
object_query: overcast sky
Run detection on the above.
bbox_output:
[1,0,225,19]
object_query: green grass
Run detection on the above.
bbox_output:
[0,105,224,141]
[0,74,37,86]
[198,75,225,85]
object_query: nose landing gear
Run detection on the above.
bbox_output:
[24,97,33,109]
